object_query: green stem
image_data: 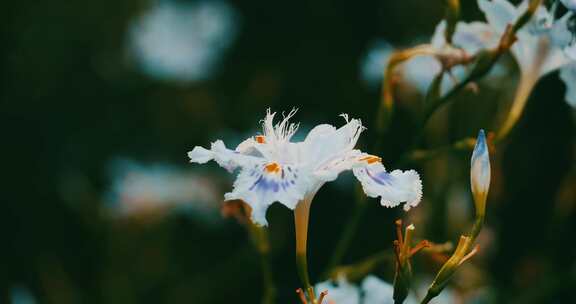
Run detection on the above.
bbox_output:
[294,197,316,302]
[496,28,550,142]
[444,0,460,44]
[496,46,545,141]
[420,292,434,304]
[296,253,312,293]
[511,0,544,33]
[496,74,536,140]
[469,214,485,241]
[422,236,473,303]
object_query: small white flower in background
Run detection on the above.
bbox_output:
[188,109,423,226]
[359,39,448,94]
[478,0,576,106]
[559,0,576,60]
[128,0,239,83]
[431,20,500,55]
[560,63,576,107]
[402,54,447,94]
[10,286,37,304]
[561,0,576,12]
[314,276,428,304]
[315,276,361,304]
[106,159,222,222]
[360,40,394,88]
[360,19,502,95]
[360,275,397,304]
[417,19,502,93]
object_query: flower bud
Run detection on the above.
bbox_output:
[470,129,490,218]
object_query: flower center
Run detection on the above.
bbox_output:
[265,162,281,173]
[255,135,266,143]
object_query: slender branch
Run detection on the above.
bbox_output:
[444,0,461,44]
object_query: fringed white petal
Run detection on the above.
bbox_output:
[313,150,363,182]
[187,146,213,164]
[224,162,311,226]
[262,108,299,143]
[302,115,365,172]
[187,140,259,172]
[353,161,422,211]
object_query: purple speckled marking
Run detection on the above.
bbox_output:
[249,174,282,193]
[366,168,392,186]
[247,165,301,193]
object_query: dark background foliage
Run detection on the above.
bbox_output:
[1,0,575,303]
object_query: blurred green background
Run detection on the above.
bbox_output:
[2,0,575,303]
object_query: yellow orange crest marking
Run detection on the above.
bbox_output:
[264,162,281,173]
[360,155,382,164]
[255,135,266,144]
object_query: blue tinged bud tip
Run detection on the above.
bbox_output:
[472,129,487,162]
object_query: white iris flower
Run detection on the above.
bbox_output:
[561,0,576,12]
[188,109,422,226]
[128,0,238,83]
[404,20,498,94]
[315,276,361,304]
[360,19,500,95]
[314,276,421,304]
[478,0,576,107]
